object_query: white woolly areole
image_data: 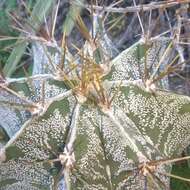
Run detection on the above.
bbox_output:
[145,79,156,92]
[76,94,87,104]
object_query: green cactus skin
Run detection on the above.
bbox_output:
[0,39,190,190]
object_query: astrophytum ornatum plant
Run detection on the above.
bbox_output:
[0,31,190,190]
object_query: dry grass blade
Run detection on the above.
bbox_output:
[159,172,190,183]
[80,0,190,14]
[152,58,189,84]
[151,54,180,83]
[41,44,57,72]
[107,14,125,32]
[0,84,35,106]
[146,172,163,190]
[51,0,60,39]
[60,32,67,71]
[150,42,173,81]
[0,100,38,110]
[76,15,92,43]
[0,36,28,42]
[133,0,145,36]
[157,155,190,166]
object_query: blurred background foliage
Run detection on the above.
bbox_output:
[0,0,18,67]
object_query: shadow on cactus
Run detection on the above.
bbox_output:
[1,1,190,190]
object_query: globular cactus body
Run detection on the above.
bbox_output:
[0,2,190,189]
[0,38,190,190]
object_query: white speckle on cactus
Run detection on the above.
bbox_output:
[0,160,53,189]
[103,108,146,157]
[118,84,190,156]
[13,106,71,161]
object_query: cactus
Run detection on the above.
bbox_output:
[1,1,190,190]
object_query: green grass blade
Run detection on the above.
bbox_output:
[63,0,84,36]
[3,0,53,77]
